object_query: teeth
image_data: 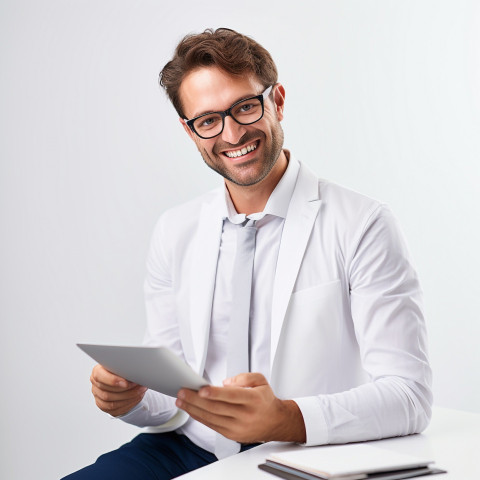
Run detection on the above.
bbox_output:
[224,142,257,158]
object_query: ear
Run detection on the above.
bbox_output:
[272,83,286,121]
[179,117,195,141]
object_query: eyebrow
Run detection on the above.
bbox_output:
[190,92,260,119]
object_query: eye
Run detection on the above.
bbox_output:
[201,116,216,127]
[196,115,221,130]
[239,103,254,112]
[233,99,262,118]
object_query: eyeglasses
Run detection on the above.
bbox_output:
[184,85,273,139]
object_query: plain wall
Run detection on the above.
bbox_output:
[1,1,479,479]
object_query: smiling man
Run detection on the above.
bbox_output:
[63,28,432,480]
[179,68,286,201]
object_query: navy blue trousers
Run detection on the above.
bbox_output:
[62,432,258,480]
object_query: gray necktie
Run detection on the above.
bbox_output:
[215,218,257,459]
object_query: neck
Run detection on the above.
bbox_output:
[226,150,288,215]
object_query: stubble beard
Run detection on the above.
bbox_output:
[197,123,285,187]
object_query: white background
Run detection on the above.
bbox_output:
[1,1,479,479]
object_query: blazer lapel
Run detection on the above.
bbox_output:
[187,192,224,374]
[270,163,322,371]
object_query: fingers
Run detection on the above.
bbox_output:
[198,385,253,405]
[177,388,243,416]
[90,364,138,393]
[177,373,269,407]
[176,381,272,417]
[224,372,268,388]
[178,403,235,439]
[90,364,147,416]
[175,385,275,444]
[175,392,239,439]
[92,383,147,416]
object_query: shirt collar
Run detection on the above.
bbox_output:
[222,150,300,224]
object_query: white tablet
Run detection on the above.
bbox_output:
[77,344,209,397]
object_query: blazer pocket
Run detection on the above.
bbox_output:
[285,279,343,337]
[291,278,342,297]
[273,279,344,397]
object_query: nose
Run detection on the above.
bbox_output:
[221,115,247,145]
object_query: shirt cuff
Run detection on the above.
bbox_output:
[293,396,329,446]
[115,398,150,422]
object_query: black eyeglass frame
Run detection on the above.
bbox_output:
[184,85,274,139]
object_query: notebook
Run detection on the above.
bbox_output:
[260,444,445,480]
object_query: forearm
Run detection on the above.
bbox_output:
[295,376,432,446]
[118,389,179,428]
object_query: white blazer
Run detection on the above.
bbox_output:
[122,158,433,446]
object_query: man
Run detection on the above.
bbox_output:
[64,28,432,479]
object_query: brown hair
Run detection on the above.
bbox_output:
[159,28,278,118]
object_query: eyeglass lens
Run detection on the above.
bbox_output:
[193,97,263,138]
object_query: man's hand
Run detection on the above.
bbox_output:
[90,364,147,417]
[175,373,306,444]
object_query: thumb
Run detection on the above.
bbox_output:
[223,372,268,388]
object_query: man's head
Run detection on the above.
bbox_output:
[159,28,286,189]
[159,28,278,119]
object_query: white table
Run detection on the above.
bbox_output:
[178,407,479,479]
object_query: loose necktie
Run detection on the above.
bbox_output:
[215,218,257,459]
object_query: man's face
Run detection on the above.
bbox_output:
[179,67,285,187]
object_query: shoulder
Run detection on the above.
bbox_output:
[320,180,397,250]
[319,179,386,224]
[298,161,386,226]
[158,187,223,223]
[149,187,223,247]
[296,162,398,255]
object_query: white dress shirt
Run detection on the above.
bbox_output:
[175,156,299,452]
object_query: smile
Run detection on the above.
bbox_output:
[223,141,258,158]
